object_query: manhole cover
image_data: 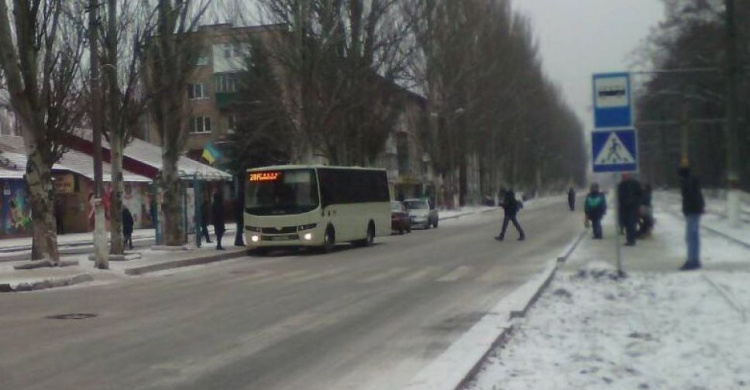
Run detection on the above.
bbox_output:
[46,313,98,320]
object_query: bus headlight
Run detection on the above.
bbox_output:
[303,233,313,241]
[250,235,260,243]
[298,223,317,231]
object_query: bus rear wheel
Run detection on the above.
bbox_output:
[321,227,335,253]
[357,222,375,247]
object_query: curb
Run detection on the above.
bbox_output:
[124,249,247,275]
[406,230,585,390]
[441,208,498,221]
[0,274,94,293]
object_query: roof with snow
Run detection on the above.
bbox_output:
[0,136,151,182]
[76,130,231,181]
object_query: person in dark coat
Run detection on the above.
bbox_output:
[567,187,576,211]
[54,198,64,235]
[122,206,135,250]
[584,183,607,239]
[678,166,705,270]
[617,173,642,246]
[200,199,212,244]
[212,192,226,250]
[495,189,525,241]
[637,183,654,238]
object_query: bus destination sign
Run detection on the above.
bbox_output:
[249,172,281,182]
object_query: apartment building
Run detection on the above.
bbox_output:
[143,23,283,162]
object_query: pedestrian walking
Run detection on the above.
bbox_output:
[200,198,212,243]
[678,166,705,270]
[122,206,134,250]
[212,192,226,250]
[567,187,576,211]
[584,183,607,239]
[54,198,64,235]
[495,189,525,241]
[617,173,642,246]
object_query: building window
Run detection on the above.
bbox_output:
[191,116,212,133]
[227,114,236,133]
[187,84,207,100]
[194,55,209,66]
[223,47,232,58]
[215,74,237,93]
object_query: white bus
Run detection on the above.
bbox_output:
[244,165,390,253]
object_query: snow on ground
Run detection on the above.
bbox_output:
[466,192,750,390]
[467,265,750,390]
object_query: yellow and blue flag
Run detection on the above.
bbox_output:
[202,142,221,165]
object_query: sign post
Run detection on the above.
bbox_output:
[592,72,637,277]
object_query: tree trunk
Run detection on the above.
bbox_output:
[107,0,124,255]
[25,147,60,265]
[110,131,125,254]
[162,147,184,246]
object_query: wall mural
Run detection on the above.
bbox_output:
[2,180,32,236]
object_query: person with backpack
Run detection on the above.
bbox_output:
[584,183,607,239]
[495,189,525,241]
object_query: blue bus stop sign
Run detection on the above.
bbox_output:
[593,73,632,128]
[592,128,638,173]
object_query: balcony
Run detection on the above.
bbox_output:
[215,92,237,110]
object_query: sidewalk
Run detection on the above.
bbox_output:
[0,225,238,262]
[466,194,750,390]
[0,240,246,293]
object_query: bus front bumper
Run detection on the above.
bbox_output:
[245,226,323,248]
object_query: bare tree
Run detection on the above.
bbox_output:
[636,0,749,190]
[0,0,86,265]
[97,1,156,255]
[144,0,211,246]
[253,0,416,166]
[409,0,586,203]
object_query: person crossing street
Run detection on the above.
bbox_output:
[495,189,525,241]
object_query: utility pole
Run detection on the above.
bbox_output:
[89,0,108,269]
[680,87,690,167]
[725,0,741,228]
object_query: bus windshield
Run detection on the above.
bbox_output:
[245,169,320,216]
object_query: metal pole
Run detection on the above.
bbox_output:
[153,182,162,245]
[725,0,742,228]
[195,175,201,248]
[614,173,623,276]
[680,87,690,167]
[89,0,108,269]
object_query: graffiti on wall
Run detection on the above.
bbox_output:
[2,180,32,236]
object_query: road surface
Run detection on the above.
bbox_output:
[0,199,580,390]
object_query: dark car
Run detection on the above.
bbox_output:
[391,201,411,234]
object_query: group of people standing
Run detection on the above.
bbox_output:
[580,166,705,271]
[118,191,228,251]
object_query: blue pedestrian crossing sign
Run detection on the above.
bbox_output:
[592,128,638,173]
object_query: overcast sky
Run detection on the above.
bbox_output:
[511,0,666,131]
